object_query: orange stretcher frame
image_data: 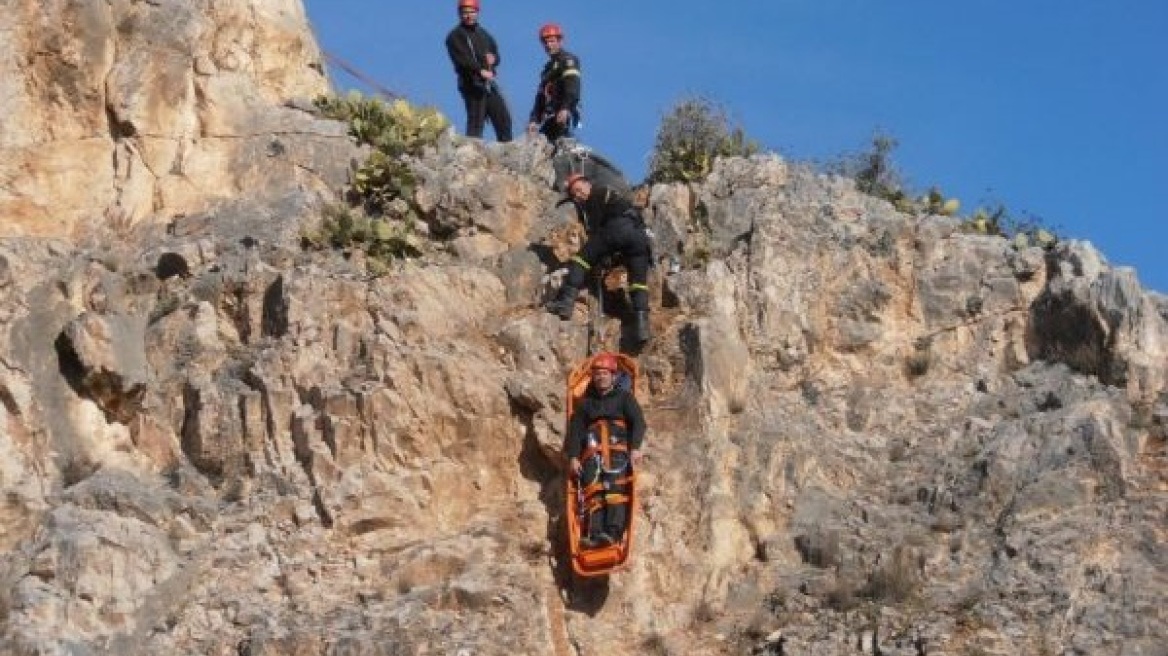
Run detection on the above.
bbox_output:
[564,353,639,578]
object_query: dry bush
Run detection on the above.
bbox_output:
[648,96,758,184]
[862,545,923,603]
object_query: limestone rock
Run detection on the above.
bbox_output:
[0,0,355,236]
[0,4,1164,655]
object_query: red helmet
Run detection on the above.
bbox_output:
[539,23,564,40]
[565,172,588,192]
[591,353,619,373]
[458,0,479,11]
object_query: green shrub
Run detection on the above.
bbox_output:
[922,187,961,216]
[353,150,418,217]
[831,132,1060,249]
[960,202,1059,250]
[961,204,1007,236]
[314,92,449,155]
[302,204,423,275]
[829,133,959,216]
[844,132,905,201]
[314,92,448,215]
[647,96,758,184]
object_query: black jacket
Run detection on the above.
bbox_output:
[530,50,581,122]
[565,385,646,458]
[445,23,501,92]
[576,184,639,233]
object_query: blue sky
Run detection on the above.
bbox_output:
[304,1,1168,292]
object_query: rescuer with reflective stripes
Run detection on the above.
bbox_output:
[527,22,581,142]
[545,173,653,344]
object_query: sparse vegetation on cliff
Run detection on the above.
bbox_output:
[829,131,1058,248]
[647,96,759,184]
[309,92,450,270]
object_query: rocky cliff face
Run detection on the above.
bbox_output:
[0,0,350,237]
[0,3,1165,656]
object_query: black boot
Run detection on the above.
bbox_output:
[545,285,578,321]
[633,310,651,343]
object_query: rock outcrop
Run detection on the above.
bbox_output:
[0,2,1164,656]
[0,0,351,237]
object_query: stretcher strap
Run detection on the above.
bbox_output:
[578,419,629,469]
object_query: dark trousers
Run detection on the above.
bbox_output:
[580,451,630,540]
[461,87,513,142]
[538,115,573,143]
[564,217,652,312]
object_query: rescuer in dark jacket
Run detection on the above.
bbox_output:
[444,0,513,142]
[545,173,653,344]
[527,22,580,143]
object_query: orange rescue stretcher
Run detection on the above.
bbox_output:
[564,353,639,578]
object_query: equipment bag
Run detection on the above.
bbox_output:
[551,140,630,194]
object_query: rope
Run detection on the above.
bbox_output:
[589,265,605,356]
[322,50,400,100]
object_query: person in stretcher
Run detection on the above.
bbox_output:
[564,353,646,547]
